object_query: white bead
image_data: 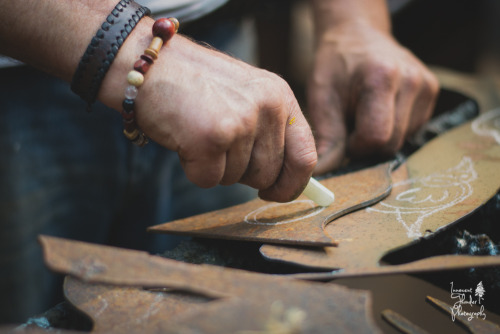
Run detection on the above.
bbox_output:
[124,85,138,99]
[127,70,144,87]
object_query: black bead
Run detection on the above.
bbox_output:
[122,98,135,111]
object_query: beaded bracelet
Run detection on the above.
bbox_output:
[71,0,151,111]
[121,17,179,147]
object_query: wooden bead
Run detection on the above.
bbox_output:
[153,18,175,42]
[127,70,144,86]
[133,58,151,74]
[133,133,148,147]
[144,37,163,60]
[140,54,154,64]
[121,110,135,121]
[123,128,140,140]
[123,120,137,132]
[168,17,179,33]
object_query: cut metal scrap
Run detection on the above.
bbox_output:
[426,296,500,334]
[381,309,430,334]
[288,255,500,281]
[64,277,381,334]
[261,109,500,270]
[41,236,382,334]
[64,277,213,333]
[148,161,393,247]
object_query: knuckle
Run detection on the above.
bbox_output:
[423,72,441,98]
[401,71,422,92]
[202,127,230,150]
[203,116,251,151]
[363,61,399,91]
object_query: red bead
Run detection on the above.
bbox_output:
[133,58,151,74]
[140,54,154,64]
[121,109,135,121]
[152,18,175,42]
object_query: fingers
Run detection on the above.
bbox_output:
[178,122,234,188]
[258,104,317,202]
[348,59,440,158]
[219,128,254,186]
[307,79,348,175]
[348,62,398,157]
[239,104,286,190]
[407,70,440,136]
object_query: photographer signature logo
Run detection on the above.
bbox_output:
[450,281,487,321]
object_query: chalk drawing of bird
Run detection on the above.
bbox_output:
[367,156,477,238]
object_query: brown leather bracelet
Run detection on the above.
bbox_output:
[71,0,151,111]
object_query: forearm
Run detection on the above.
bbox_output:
[309,0,391,35]
[0,0,120,81]
[0,0,161,111]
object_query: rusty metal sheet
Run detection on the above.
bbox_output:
[260,109,500,270]
[426,296,500,334]
[40,235,382,333]
[63,277,212,333]
[65,277,380,334]
[289,255,500,280]
[381,309,430,334]
[148,162,393,247]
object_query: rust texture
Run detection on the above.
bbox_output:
[148,162,393,247]
[40,235,382,334]
[426,296,500,334]
[261,109,500,270]
[64,277,212,333]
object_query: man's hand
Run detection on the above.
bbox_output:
[110,25,317,202]
[308,0,440,175]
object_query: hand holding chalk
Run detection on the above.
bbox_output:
[302,177,335,207]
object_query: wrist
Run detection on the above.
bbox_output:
[98,16,155,111]
[309,0,391,37]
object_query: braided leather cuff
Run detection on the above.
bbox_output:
[71,0,151,111]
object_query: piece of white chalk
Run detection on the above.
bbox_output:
[302,177,335,207]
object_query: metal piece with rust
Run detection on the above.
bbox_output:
[426,296,500,334]
[381,309,430,334]
[288,255,500,281]
[40,235,382,334]
[148,162,393,247]
[64,277,213,333]
[261,109,500,270]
